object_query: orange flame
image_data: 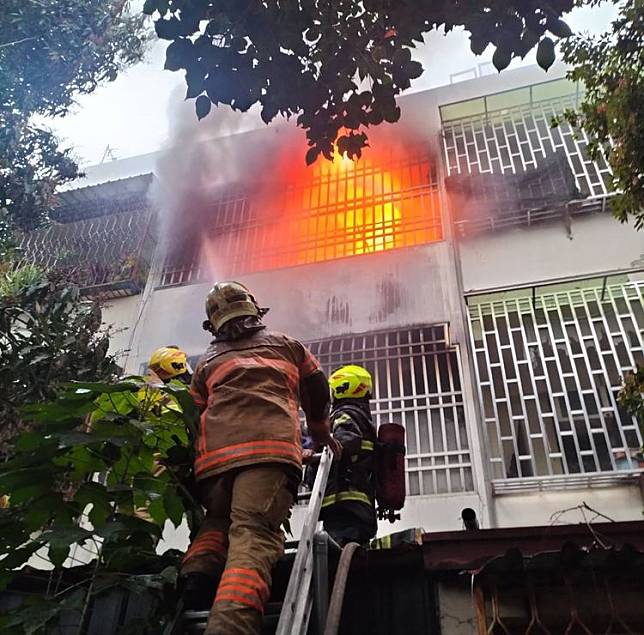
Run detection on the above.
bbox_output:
[201,141,442,278]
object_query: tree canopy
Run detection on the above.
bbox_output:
[0,0,148,232]
[145,0,576,163]
[562,0,644,228]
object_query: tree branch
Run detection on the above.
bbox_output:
[0,36,38,49]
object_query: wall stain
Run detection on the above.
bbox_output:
[326,295,351,326]
[370,277,407,323]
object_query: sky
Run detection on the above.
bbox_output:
[48,4,619,167]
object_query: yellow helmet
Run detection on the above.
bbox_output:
[148,346,190,381]
[205,281,261,332]
[329,365,373,400]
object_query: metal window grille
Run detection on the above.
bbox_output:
[441,92,611,200]
[306,325,474,496]
[18,208,155,298]
[160,152,442,287]
[468,279,644,483]
[474,568,644,634]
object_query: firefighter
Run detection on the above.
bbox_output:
[147,345,193,385]
[317,365,378,546]
[134,346,197,524]
[179,281,339,635]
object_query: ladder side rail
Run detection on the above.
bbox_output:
[276,447,333,635]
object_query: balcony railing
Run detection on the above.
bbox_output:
[441,78,614,236]
[18,208,156,299]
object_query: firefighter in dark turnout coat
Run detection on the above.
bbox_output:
[315,365,378,546]
[180,281,339,635]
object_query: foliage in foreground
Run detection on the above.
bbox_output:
[618,364,644,441]
[0,275,119,447]
[144,0,576,163]
[0,379,200,634]
[562,0,644,229]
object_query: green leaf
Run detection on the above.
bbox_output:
[305,147,320,166]
[143,0,158,15]
[148,497,166,526]
[492,46,512,72]
[548,18,573,39]
[165,39,194,72]
[163,487,184,528]
[15,432,46,452]
[196,95,212,120]
[48,543,70,568]
[67,380,143,393]
[403,60,423,80]
[536,37,556,71]
[470,34,489,56]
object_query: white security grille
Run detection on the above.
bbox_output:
[468,278,644,481]
[307,325,474,496]
[441,81,611,199]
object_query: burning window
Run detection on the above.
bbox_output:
[161,147,441,286]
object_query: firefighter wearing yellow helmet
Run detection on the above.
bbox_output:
[329,364,373,400]
[148,345,192,384]
[179,281,339,633]
[133,346,195,524]
[316,364,378,546]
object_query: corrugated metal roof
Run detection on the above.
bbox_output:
[53,173,154,221]
[422,520,644,572]
[57,173,153,205]
[473,542,644,579]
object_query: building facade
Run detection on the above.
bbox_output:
[24,65,644,551]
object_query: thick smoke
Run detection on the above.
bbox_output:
[150,86,283,271]
[151,80,439,286]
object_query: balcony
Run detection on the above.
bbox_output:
[18,175,156,299]
[441,78,614,237]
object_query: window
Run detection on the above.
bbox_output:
[468,279,644,481]
[441,84,611,200]
[160,150,442,286]
[307,325,474,496]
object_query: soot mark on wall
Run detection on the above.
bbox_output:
[326,296,351,326]
[370,277,406,323]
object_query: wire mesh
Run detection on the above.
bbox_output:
[17,208,155,298]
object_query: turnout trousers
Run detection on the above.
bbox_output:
[180,465,294,635]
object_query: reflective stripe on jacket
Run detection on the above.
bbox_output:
[190,330,321,480]
[320,402,377,515]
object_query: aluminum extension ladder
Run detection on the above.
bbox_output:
[275,446,334,635]
[174,447,336,635]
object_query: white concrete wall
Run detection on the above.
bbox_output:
[459,214,644,293]
[125,242,459,369]
[494,484,643,527]
[100,295,143,364]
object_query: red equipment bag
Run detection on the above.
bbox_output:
[375,423,406,522]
